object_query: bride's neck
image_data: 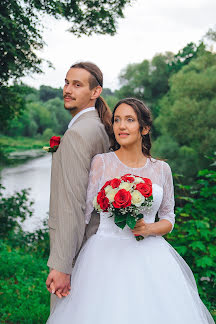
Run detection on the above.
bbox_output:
[115,146,147,168]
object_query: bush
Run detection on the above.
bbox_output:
[167,167,216,315]
[0,185,33,238]
[0,240,49,323]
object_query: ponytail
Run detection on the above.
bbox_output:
[95,96,113,137]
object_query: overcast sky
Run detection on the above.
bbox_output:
[22,0,216,91]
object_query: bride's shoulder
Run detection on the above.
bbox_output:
[94,151,113,160]
[149,158,172,172]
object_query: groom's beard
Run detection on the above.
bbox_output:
[64,105,78,112]
[64,95,78,112]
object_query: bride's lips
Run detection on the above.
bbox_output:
[119,133,129,138]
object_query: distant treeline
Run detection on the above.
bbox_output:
[1,42,216,180]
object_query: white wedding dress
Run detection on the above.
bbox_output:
[47,152,214,324]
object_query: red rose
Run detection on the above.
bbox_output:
[50,136,61,148]
[110,178,121,188]
[101,180,111,191]
[97,190,105,204]
[97,190,109,211]
[121,175,135,183]
[136,182,152,198]
[113,189,132,209]
[142,178,152,187]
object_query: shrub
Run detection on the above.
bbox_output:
[167,168,216,315]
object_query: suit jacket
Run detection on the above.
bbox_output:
[47,110,110,274]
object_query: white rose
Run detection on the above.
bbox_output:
[119,182,133,191]
[43,146,50,152]
[134,177,144,184]
[106,188,118,203]
[131,190,144,207]
[93,196,102,211]
[105,185,113,194]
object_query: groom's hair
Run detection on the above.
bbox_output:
[70,61,112,136]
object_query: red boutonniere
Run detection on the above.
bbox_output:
[43,136,61,153]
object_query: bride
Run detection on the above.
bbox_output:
[47,98,214,323]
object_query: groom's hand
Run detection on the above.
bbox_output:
[46,269,71,298]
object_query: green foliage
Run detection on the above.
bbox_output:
[116,55,171,117]
[0,186,50,322]
[0,136,48,154]
[154,50,216,177]
[0,185,33,237]
[0,0,44,85]
[0,240,49,323]
[167,42,205,74]
[115,43,204,121]
[0,0,132,86]
[39,85,62,102]
[205,26,216,42]
[167,168,216,312]
[4,95,71,138]
[0,85,26,129]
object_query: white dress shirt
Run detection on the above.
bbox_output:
[68,107,96,129]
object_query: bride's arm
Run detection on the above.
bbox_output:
[132,161,175,237]
[84,154,104,224]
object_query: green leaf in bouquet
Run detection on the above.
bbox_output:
[115,220,126,229]
[114,213,126,223]
[137,213,143,220]
[126,214,136,229]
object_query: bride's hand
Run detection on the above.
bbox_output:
[131,219,151,237]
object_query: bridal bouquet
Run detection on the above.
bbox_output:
[93,174,153,241]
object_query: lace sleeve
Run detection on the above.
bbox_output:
[85,154,104,224]
[158,162,175,232]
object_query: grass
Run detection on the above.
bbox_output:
[0,136,49,154]
[0,240,50,323]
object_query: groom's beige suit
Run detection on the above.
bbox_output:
[47,109,109,307]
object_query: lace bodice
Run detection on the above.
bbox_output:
[85,152,175,238]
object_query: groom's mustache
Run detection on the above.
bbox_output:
[63,95,76,100]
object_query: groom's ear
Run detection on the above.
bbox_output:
[90,86,102,100]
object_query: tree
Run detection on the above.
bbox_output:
[0,0,133,129]
[204,26,216,42]
[167,42,205,75]
[0,0,133,86]
[154,51,216,177]
[39,85,62,102]
[115,53,174,121]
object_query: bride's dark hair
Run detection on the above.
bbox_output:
[110,98,153,157]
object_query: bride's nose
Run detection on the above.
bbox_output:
[119,121,126,130]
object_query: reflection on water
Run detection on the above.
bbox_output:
[1,154,52,232]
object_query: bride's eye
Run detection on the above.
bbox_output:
[127,118,134,122]
[114,118,120,123]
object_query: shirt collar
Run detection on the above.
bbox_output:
[68,107,95,129]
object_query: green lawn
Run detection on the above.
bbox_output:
[0,136,49,154]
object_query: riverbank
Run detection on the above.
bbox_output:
[0,135,49,154]
[0,135,55,170]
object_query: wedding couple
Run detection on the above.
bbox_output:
[46,62,214,323]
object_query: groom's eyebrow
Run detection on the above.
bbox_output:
[73,79,83,84]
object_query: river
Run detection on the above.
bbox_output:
[1,153,52,232]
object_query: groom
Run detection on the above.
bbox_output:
[46,62,111,307]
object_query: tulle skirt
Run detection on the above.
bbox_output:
[47,234,214,324]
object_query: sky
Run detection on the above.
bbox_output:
[22,0,216,91]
